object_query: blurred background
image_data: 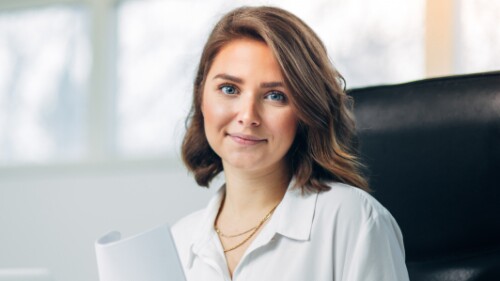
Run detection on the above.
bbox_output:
[0,0,499,280]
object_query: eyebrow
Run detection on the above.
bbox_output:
[213,73,285,89]
[213,73,243,84]
[260,81,285,88]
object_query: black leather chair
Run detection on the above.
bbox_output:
[348,71,500,281]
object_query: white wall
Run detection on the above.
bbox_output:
[0,160,216,281]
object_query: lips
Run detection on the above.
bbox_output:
[227,133,267,145]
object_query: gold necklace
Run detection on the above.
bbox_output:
[216,225,258,238]
[215,204,279,253]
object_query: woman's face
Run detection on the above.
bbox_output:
[202,38,298,174]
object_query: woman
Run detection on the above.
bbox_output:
[172,6,409,281]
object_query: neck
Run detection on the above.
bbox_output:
[221,162,291,217]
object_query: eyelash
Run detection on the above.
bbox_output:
[218,84,288,104]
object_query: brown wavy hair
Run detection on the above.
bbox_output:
[182,6,369,192]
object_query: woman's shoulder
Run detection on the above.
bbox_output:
[315,182,394,224]
[172,208,205,237]
[171,188,224,253]
[315,183,408,279]
[170,209,208,269]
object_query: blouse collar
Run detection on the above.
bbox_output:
[186,180,319,268]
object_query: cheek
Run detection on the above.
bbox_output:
[202,101,221,126]
[202,95,232,134]
[273,111,298,145]
[202,102,218,150]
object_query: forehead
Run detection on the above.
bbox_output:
[207,38,285,81]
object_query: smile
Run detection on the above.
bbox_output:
[227,133,267,145]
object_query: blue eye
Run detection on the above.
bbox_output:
[266,91,287,102]
[220,85,238,95]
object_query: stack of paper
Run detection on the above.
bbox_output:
[95,224,186,281]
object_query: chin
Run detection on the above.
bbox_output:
[227,160,261,171]
[223,156,267,171]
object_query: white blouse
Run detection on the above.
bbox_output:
[172,182,410,281]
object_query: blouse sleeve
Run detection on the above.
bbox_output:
[343,210,410,281]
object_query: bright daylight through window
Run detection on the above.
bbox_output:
[1,0,498,166]
[0,5,89,166]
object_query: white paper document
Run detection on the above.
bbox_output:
[95,224,186,281]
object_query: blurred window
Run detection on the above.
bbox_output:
[116,0,218,157]
[455,0,500,74]
[5,0,497,164]
[0,6,90,165]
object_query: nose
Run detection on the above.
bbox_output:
[237,96,261,127]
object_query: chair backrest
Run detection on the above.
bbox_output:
[348,71,500,281]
